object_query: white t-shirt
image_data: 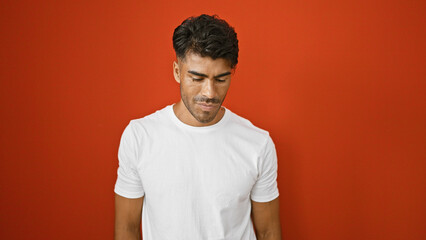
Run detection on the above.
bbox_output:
[114,104,279,240]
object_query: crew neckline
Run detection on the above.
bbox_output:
[168,104,230,132]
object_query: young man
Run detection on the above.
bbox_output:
[114,14,281,240]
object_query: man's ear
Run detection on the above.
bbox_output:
[173,61,180,84]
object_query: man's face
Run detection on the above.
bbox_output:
[173,52,232,124]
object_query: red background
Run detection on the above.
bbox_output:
[1,0,425,239]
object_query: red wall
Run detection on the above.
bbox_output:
[1,0,425,239]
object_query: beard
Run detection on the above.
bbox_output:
[180,86,225,124]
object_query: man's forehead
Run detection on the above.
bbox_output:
[177,53,232,70]
[178,52,211,63]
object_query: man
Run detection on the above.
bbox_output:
[114,14,281,240]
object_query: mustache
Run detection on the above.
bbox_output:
[194,96,220,104]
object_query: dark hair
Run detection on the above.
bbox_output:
[172,14,239,69]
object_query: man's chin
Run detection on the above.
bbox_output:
[195,113,216,123]
[194,108,219,122]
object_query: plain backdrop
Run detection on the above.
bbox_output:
[0,0,425,239]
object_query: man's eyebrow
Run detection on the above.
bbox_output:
[214,72,231,78]
[188,70,231,78]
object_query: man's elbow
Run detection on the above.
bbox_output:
[256,229,282,240]
[114,223,141,240]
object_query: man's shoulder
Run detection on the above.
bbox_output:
[225,107,271,140]
[127,104,172,131]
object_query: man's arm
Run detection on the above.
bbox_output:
[251,197,282,240]
[114,193,144,240]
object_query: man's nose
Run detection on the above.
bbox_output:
[200,79,216,99]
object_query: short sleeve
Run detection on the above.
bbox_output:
[250,135,279,202]
[114,121,145,198]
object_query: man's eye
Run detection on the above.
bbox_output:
[216,79,226,82]
[192,78,203,81]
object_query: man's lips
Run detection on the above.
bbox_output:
[197,102,218,111]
